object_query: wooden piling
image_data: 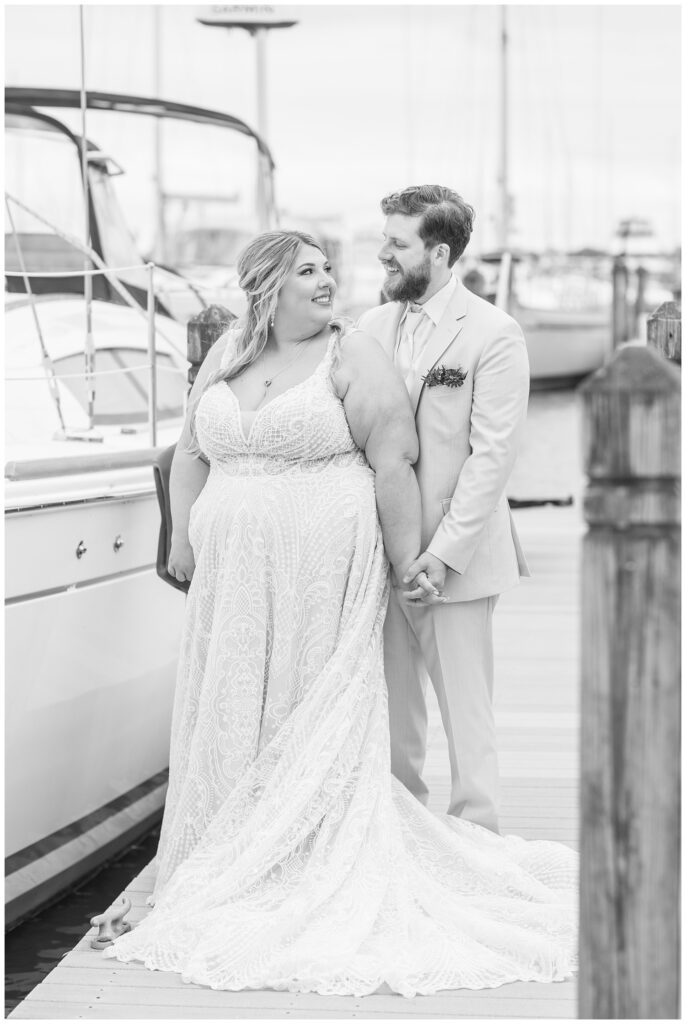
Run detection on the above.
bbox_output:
[578,344,681,1019]
[630,265,648,339]
[611,257,630,347]
[186,304,235,387]
[647,300,681,365]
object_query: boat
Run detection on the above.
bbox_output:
[461,10,613,389]
[509,255,613,389]
[462,250,612,389]
[5,87,277,322]
[4,88,274,928]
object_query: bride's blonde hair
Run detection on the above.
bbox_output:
[210,230,325,386]
[187,230,343,454]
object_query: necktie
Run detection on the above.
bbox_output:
[396,303,425,380]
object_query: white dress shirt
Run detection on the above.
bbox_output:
[394,274,457,385]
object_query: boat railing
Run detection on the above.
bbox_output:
[6,258,163,449]
[5,192,183,348]
[4,190,191,452]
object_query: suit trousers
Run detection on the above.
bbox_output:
[384,587,500,833]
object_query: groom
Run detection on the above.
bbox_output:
[358,184,530,833]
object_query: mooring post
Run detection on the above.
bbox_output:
[647,299,681,365]
[578,343,681,1018]
[186,304,235,390]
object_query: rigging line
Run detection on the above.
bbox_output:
[4,193,184,357]
[548,6,573,251]
[464,5,485,250]
[79,4,96,430]
[461,5,477,197]
[4,195,68,435]
[537,4,558,250]
[518,8,538,249]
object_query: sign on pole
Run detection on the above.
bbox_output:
[196,5,297,29]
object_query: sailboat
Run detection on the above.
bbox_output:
[474,8,613,389]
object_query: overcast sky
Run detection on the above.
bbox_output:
[4,3,681,251]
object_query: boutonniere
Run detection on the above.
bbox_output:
[422,365,468,388]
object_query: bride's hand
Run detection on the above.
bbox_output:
[168,534,196,584]
[398,553,448,605]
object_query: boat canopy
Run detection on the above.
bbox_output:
[5,87,275,169]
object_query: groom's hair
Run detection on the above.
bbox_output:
[380,185,474,267]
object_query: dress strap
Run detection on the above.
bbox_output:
[326,319,363,362]
[219,325,242,369]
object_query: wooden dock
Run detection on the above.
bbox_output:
[10,503,580,1020]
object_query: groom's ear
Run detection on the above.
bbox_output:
[432,244,450,264]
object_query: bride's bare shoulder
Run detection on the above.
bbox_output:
[331,326,399,405]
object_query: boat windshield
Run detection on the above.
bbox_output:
[50,108,263,266]
[5,116,88,273]
[88,165,142,269]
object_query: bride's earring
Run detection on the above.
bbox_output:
[269,312,275,328]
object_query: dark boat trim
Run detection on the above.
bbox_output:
[5,489,155,515]
[6,769,168,875]
[5,808,165,931]
[5,770,169,929]
[5,87,275,167]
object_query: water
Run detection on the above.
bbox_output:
[4,825,160,1016]
[509,387,584,502]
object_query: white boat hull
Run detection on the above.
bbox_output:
[5,474,186,927]
[517,308,612,387]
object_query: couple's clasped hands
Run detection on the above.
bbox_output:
[397,551,448,606]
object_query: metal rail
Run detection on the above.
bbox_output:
[5,264,153,277]
[5,195,163,446]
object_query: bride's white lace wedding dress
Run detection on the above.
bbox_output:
[106,329,577,996]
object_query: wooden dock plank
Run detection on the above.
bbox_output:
[10,504,580,1019]
[10,1002,574,1020]
[23,979,575,1008]
[19,982,575,1019]
[38,969,574,1001]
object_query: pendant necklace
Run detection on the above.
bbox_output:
[260,341,308,400]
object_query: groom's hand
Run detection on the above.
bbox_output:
[402,552,448,605]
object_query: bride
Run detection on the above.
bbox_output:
[106,230,577,996]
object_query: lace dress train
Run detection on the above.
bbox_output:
[106,331,577,995]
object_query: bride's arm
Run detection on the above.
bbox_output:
[333,331,440,600]
[167,334,231,585]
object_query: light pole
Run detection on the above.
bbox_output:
[197,5,298,229]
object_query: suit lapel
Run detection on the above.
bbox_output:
[408,282,469,415]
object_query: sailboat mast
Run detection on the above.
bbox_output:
[498,5,510,252]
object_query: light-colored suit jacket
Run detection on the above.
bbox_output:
[358,277,531,602]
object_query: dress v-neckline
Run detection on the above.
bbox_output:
[223,333,335,446]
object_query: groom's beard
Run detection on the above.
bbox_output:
[382,254,433,303]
